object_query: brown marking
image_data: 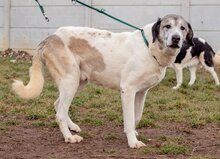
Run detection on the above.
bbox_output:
[199,52,205,63]
[44,51,63,81]
[88,32,97,36]
[68,37,106,75]
[38,35,64,50]
[106,32,112,38]
[39,35,77,82]
[88,31,112,39]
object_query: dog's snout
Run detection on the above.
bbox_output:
[172,35,180,44]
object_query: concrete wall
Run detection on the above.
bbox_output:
[1,0,220,51]
[191,0,220,52]
[0,0,3,48]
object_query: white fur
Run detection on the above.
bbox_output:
[13,15,189,148]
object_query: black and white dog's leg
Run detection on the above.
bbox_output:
[188,66,197,86]
[204,66,220,85]
[173,64,183,89]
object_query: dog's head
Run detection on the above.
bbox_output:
[152,14,194,49]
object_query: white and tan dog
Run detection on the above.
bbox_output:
[12,14,193,148]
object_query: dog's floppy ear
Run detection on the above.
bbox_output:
[152,18,162,43]
[186,22,194,46]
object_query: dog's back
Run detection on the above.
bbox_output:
[175,37,215,67]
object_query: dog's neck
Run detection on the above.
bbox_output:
[149,41,179,67]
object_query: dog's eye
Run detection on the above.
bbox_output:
[164,25,171,29]
[180,26,186,31]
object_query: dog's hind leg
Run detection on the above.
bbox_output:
[56,72,83,143]
[172,64,183,89]
[188,66,197,86]
[204,66,220,85]
[200,52,220,85]
[65,80,88,132]
[54,97,81,133]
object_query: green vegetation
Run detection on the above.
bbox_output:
[0,58,220,158]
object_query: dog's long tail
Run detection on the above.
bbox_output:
[12,52,44,99]
[213,51,220,66]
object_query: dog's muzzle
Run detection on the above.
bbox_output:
[169,34,181,48]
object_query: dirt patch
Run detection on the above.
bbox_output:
[0,49,32,62]
[0,117,219,159]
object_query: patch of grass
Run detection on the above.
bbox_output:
[81,117,104,126]
[103,133,119,140]
[137,135,150,144]
[105,111,119,121]
[0,126,8,132]
[188,155,214,159]
[0,120,19,132]
[113,116,123,125]
[73,96,87,107]
[26,114,46,120]
[189,118,206,129]
[1,58,220,158]
[79,132,93,139]
[159,142,188,155]
[102,148,116,155]
[137,119,157,129]
[1,120,20,126]
[157,135,184,144]
[210,113,220,121]
[47,121,58,128]
[142,147,157,155]
[32,121,47,127]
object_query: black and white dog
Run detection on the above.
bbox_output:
[171,37,220,89]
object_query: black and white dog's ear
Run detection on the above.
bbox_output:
[152,18,162,43]
[186,22,194,46]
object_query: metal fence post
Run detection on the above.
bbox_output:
[181,0,190,21]
[3,0,11,50]
[84,0,92,27]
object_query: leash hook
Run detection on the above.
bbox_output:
[100,8,106,13]
[35,0,50,22]
[71,0,77,5]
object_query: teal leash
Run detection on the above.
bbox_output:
[35,0,49,22]
[72,0,149,47]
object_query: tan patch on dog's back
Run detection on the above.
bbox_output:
[68,37,105,76]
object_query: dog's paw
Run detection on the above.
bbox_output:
[172,86,179,90]
[188,82,194,86]
[135,130,139,136]
[65,135,83,143]
[129,140,146,149]
[69,124,81,132]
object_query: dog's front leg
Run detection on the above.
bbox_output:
[172,64,183,89]
[121,87,146,148]
[135,90,148,127]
